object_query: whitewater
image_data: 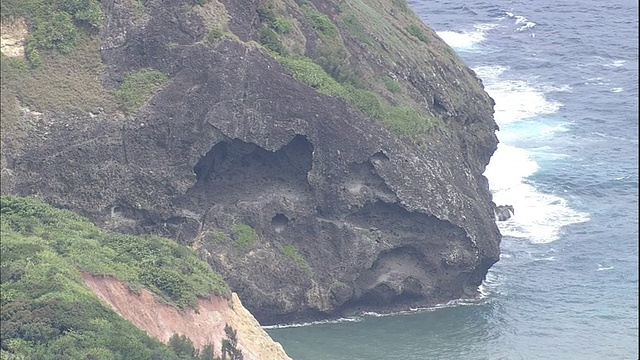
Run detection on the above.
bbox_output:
[268,1,638,359]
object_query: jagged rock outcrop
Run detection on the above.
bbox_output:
[1,0,500,325]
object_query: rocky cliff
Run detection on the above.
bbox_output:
[1,0,500,325]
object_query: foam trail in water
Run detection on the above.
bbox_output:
[262,317,362,329]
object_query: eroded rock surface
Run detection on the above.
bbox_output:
[1,0,501,325]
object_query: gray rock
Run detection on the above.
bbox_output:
[0,0,501,325]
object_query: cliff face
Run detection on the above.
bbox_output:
[83,274,291,360]
[1,0,500,324]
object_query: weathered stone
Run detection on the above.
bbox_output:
[0,0,501,325]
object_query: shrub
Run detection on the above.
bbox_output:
[231,224,257,252]
[302,5,337,37]
[205,27,224,44]
[282,244,311,272]
[259,27,287,55]
[6,0,104,67]
[272,18,292,34]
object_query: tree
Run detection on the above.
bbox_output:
[220,325,243,360]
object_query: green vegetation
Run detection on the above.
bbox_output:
[256,3,292,56]
[231,224,257,252]
[277,55,440,141]
[301,4,338,37]
[282,244,311,273]
[168,332,240,360]
[2,0,104,66]
[220,324,243,360]
[1,196,229,308]
[272,18,292,34]
[383,76,401,93]
[212,231,231,243]
[114,69,171,114]
[256,3,291,35]
[405,24,429,44]
[205,27,224,44]
[259,27,287,55]
[0,38,117,126]
[340,14,374,45]
[0,195,234,358]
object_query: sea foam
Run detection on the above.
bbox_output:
[476,64,589,243]
[473,65,563,125]
[436,23,498,51]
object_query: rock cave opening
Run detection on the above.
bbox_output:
[271,213,289,233]
[187,134,315,208]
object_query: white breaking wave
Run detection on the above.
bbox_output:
[610,87,624,93]
[603,59,626,67]
[485,143,590,244]
[436,23,498,51]
[597,264,614,271]
[473,65,563,126]
[505,11,537,32]
[477,66,589,243]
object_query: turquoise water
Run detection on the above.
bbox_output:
[268,0,639,359]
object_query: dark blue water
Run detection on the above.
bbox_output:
[268,1,639,359]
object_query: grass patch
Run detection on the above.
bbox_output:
[405,24,429,44]
[231,223,257,252]
[383,76,401,93]
[114,69,170,114]
[277,55,439,141]
[256,3,292,34]
[212,231,231,243]
[282,244,311,273]
[391,0,410,13]
[272,18,292,34]
[0,37,117,127]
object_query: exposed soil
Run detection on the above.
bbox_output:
[82,274,290,360]
[0,18,27,58]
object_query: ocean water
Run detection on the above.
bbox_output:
[267,1,639,359]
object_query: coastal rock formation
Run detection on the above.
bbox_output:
[495,205,514,221]
[1,0,501,324]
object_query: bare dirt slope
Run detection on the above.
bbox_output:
[83,274,291,360]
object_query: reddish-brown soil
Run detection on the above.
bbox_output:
[82,274,290,360]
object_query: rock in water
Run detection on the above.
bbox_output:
[495,205,515,221]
